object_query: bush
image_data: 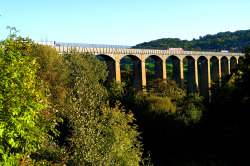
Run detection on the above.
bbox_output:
[176,94,204,125]
[146,96,176,114]
[0,38,56,165]
[147,78,185,99]
[35,50,144,165]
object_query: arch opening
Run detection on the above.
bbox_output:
[221,56,229,77]
[238,56,244,64]
[210,56,220,83]
[230,57,237,73]
[183,56,197,94]
[198,56,209,98]
[97,54,116,85]
[166,55,183,88]
[120,55,143,91]
[145,55,163,82]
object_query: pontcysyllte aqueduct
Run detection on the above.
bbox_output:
[54,46,244,98]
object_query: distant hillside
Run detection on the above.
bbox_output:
[133,29,250,52]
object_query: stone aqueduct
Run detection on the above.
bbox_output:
[54,46,244,97]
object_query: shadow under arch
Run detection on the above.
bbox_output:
[166,55,183,88]
[97,54,116,85]
[238,56,244,64]
[146,55,164,80]
[120,55,144,91]
[210,56,220,83]
[221,56,229,77]
[230,56,237,73]
[198,56,209,98]
[184,55,198,94]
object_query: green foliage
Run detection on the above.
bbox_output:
[34,45,68,109]
[133,29,250,51]
[144,95,176,115]
[1,35,144,165]
[134,92,177,117]
[205,45,250,165]
[145,63,155,73]
[145,70,155,83]
[61,52,143,165]
[147,78,185,99]
[0,37,56,165]
[30,136,68,165]
[108,76,207,164]
[34,50,144,165]
[121,69,133,87]
[176,94,204,125]
[6,26,19,39]
[97,104,143,166]
[107,80,126,107]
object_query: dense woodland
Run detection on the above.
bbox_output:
[0,29,250,165]
[133,29,250,52]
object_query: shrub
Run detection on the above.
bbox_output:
[147,78,185,99]
[35,51,144,165]
[0,38,56,165]
[146,96,176,114]
[176,94,204,125]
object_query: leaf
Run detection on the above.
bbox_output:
[0,128,4,137]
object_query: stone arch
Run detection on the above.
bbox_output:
[184,56,198,94]
[120,54,141,61]
[120,55,144,91]
[238,56,244,64]
[97,54,116,85]
[210,56,220,82]
[166,55,183,88]
[146,55,164,79]
[145,54,162,60]
[230,56,237,73]
[221,56,229,77]
[198,56,209,98]
[182,55,196,60]
[98,54,115,61]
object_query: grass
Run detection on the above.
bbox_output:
[121,62,197,81]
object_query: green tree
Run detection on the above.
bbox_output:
[63,52,144,165]
[34,50,144,165]
[176,94,204,125]
[0,37,56,165]
[206,45,250,165]
[147,78,185,99]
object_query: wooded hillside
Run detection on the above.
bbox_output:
[133,29,250,52]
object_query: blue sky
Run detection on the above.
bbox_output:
[0,0,249,46]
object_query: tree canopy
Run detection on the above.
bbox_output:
[133,29,250,52]
[0,36,145,165]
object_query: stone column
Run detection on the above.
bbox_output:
[141,54,147,90]
[208,56,211,89]
[180,58,184,90]
[195,59,199,91]
[115,54,121,82]
[162,55,167,79]
[218,57,221,79]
